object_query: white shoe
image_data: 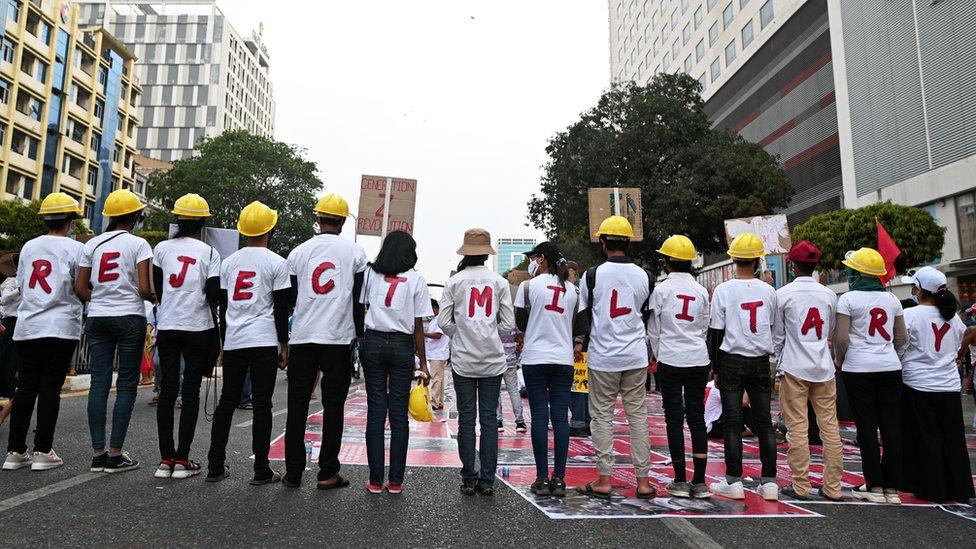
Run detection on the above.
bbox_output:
[851,484,886,503]
[884,488,902,505]
[30,450,63,471]
[154,460,174,479]
[3,451,32,471]
[760,482,779,501]
[710,479,745,499]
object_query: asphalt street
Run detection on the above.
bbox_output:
[2,374,976,548]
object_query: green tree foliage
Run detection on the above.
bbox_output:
[0,200,89,255]
[145,131,322,254]
[528,75,793,271]
[135,230,169,248]
[792,201,945,272]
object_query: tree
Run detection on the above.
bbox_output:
[528,74,793,271]
[792,201,945,272]
[145,131,322,255]
[0,200,89,255]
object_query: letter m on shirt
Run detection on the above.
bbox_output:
[468,285,493,318]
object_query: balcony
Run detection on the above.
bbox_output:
[13,110,42,134]
[8,147,38,174]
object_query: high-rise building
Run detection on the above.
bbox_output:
[76,0,275,162]
[495,237,537,275]
[1,0,142,231]
[609,0,976,295]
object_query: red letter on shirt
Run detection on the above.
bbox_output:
[233,270,256,301]
[384,275,408,307]
[312,262,336,294]
[740,301,763,333]
[931,322,950,352]
[468,286,493,318]
[868,307,890,340]
[800,307,824,339]
[97,251,121,282]
[609,289,632,319]
[28,259,53,293]
[545,285,566,313]
[169,256,198,288]
[675,294,696,322]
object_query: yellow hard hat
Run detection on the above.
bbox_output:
[38,192,81,217]
[595,215,634,239]
[408,384,433,422]
[237,201,278,237]
[657,234,697,261]
[842,247,887,276]
[728,232,766,259]
[102,189,146,217]
[314,193,349,218]
[172,193,211,218]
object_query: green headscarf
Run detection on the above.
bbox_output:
[846,267,885,292]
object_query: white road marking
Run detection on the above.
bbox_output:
[236,407,289,428]
[662,517,724,549]
[0,472,103,513]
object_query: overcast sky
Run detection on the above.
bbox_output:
[217,0,610,286]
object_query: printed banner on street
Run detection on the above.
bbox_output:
[723,214,791,255]
[588,187,644,242]
[356,174,418,236]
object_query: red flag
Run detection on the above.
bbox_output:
[876,219,900,285]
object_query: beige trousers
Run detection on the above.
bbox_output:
[588,367,651,477]
[428,360,447,407]
[780,372,844,499]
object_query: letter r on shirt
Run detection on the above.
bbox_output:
[29,259,53,293]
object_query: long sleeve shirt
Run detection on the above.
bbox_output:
[436,265,516,378]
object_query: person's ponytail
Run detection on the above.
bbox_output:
[933,287,959,321]
[555,257,570,289]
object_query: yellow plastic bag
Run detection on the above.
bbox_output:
[409,383,433,422]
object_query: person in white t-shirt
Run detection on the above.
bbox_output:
[897,267,974,503]
[707,232,779,501]
[647,235,711,499]
[358,230,432,494]
[150,194,222,480]
[283,194,368,490]
[772,240,843,502]
[2,194,84,472]
[0,256,21,426]
[76,189,153,474]
[424,299,450,410]
[514,242,579,498]
[205,201,290,485]
[574,216,656,500]
[834,246,906,503]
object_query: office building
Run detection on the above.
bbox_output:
[2,0,142,231]
[609,0,976,296]
[495,237,537,275]
[76,0,274,161]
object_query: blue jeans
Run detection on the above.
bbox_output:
[570,391,590,428]
[86,315,147,450]
[522,363,573,479]
[360,330,415,485]
[453,371,502,487]
[240,372,252,406]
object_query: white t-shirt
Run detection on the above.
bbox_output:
[837,290,903,373]
[704,380,723,433]
[515,274,578,367]
[579,260,650,372]
[360,268,433,335]
[287,234,368,345]
[13,235,84,341]
[0,277,21,318]
[710,278,778,357]
[899,305,966,392]
[425,316,450,361]
[80,231,153,317]
[153,237,221,332]
[220,247,290,351]
[647,272,710,367]
[773,277,838,382]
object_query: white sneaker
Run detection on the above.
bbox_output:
[851,484,886,503]
[3,451,32,471]
[710,479,745,499]
[884,488,902,505]
[760,482,779,501]
[30,450,63,471]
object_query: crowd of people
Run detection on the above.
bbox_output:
[0,189,974,505]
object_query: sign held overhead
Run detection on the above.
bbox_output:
[723,214,791,255]
[587,187,643,242]
[356,174,417,237]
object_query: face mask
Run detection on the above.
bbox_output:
[527,260,540,277]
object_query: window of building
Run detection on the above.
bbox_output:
[0,77,8,104]
[709,21,719,46]
[98,66,108,87]
[6,0,20,23]
[671,9,679,29]
[958,192,976,258]
[38,20,52,45]
[694,5,703,28]
[742,19,754,47]
[725,40,737,64]
[672,38,681,58]
[15,90,42,121]
[760,0,774,28]
[681,0,690,13]
[663,51,671,71]
[684,54,693,73]
[1,36,14,63]
[683,23,691,44]
[696,39,705,61]
[93,99,104,124]
[653,37,661,55]
[711,57,721,80]
[723,3,734,29]
[662,23,670,41]
[698,73,707,89]
[739,0,750,8]
[660,0,667,14]
[11,128,38,159]
[91,131,101,151]
[707,0,717,9]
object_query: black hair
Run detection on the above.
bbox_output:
[791,261,817,277]
[733,258,760,270]
[106,211,142,231]
[457,254,488,272]
[370,230,418,276]
[317,214,345,230]
[664,256,693,273]
[43,213,79,232]
[921,287,959,321]
[600,236,630,253]
[430,298,439,311]
[175,218,206,239]
[536,243,570,289]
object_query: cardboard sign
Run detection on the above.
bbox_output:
[356,174,417,236]
[723,214,790,255]
[588,187,643,242]
[572,353,588,393]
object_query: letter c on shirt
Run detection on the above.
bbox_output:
[312,261,336,295]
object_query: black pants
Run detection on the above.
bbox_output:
[284,342,353,483]
[208,346,278,474]
[718,353,777,481]
[0,317,17,398]
[7,338,77,454]
[900,385,975,502]
[843,370,903,490]
[360,330,415,485]
[156,329,210,460]
[658,363,709,479]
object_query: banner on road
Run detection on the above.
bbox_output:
[356,174,417,237]
[588,187,643,242]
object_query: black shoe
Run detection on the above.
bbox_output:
[781,486,809,500]
[476,484,495,496]
[549,477,566,498]
[282,475,301,489]
[205,465,230,483]
[818,487,843,502]
[569,426,590,438]
[530,477,551,496]
[90,452,108,473]
[460,479,477,496]
[251,470,282,486]
[497,420,504,432]
[104,452,139,474]
[515,421,528,433]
